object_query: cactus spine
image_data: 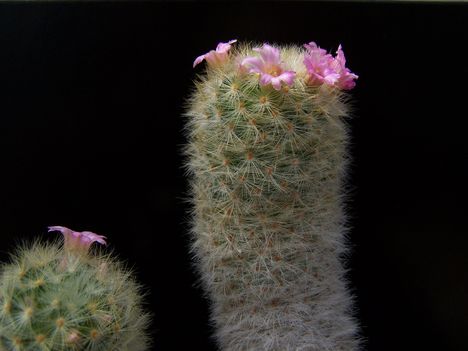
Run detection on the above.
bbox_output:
[184,42,362,350]
[0,235,151,351]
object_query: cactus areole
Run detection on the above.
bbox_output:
[0,227,152,351]
[184,40,362,350]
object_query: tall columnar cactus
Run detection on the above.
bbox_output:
[184,40,361,350]
[0,226,152,351]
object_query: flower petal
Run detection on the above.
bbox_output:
[270,77,282,90]
[48,225,73,236]
[194,40,236,68]
[204,50,222,66]
[81,231,107,246]
[193,54,206,68]
[323,73,340,85]
[254,44,280,65]
[241,56,265,73]
[259,73,273,86]
[216,39,237,53]
[337,71,359,90]
[335,44,346,66]
[304,41,328,56]
[278,70,296,86]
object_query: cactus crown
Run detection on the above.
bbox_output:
[184,42,353,239]
[0,236,152,351]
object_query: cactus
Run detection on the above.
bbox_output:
[184,40,362,350]
[0,226,152,351]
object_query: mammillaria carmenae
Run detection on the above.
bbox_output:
[185,40,362,350]
[0,226,152,351]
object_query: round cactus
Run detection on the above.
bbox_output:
[0,227,152,351]
[184,41,362,350]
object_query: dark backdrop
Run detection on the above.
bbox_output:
[0,2,466,350]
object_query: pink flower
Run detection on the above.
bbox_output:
[331,44,359,90]
[48,225,107,254]
[193,39,237,68]
[303,42,358,90]
[241,44,296,91]
[303,42,339,86]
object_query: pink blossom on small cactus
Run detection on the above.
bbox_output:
[193,39,237,68]
[303,42,340,86]
[241,44,296,91]
[303,41,358,90]
[48,225,107,254]
[330,44,359,90]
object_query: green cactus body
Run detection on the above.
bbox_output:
[184,43,361,350]
[0,238,151,351]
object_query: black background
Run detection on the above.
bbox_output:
[0,2,467,350]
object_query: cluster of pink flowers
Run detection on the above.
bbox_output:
[193,39,358,91]
[48,225,107,254]
[303,42,358,90]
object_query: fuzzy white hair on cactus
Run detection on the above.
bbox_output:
[186,40,362,350]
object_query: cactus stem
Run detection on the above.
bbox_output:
[185,41,361,350]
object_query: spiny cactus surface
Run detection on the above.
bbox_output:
[0,229,151,351]
[184,41,362,350]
